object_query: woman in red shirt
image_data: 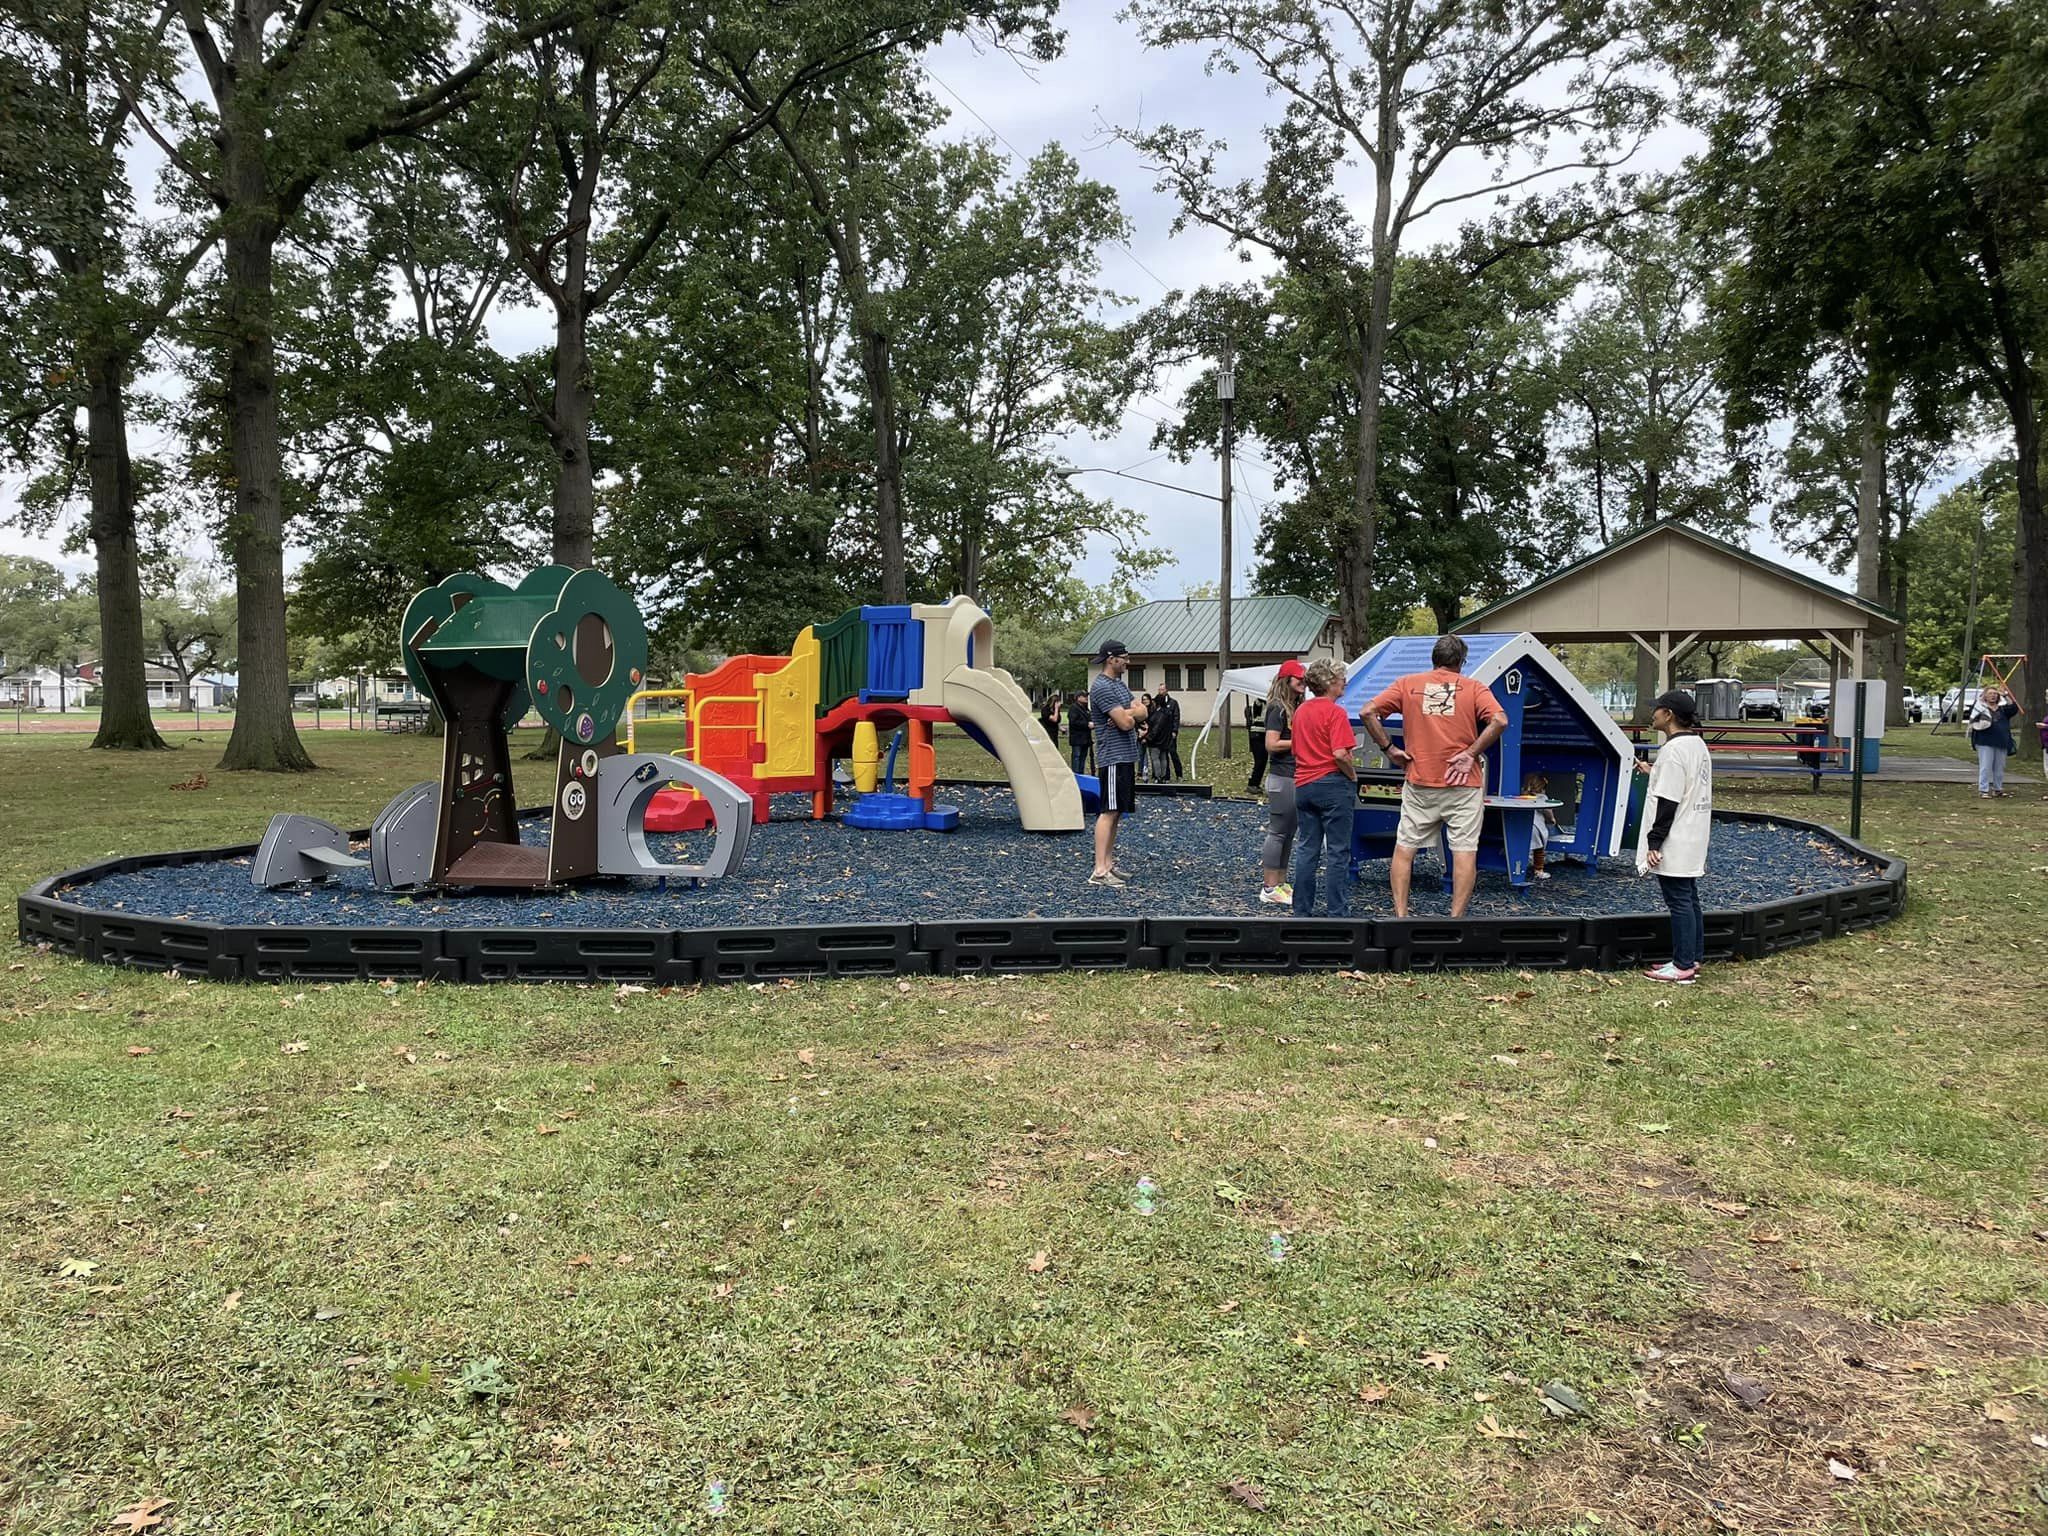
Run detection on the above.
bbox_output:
[1289,659,1359,917]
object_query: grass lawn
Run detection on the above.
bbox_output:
[2,732,2046,1534]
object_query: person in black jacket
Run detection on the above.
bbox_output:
[1038,693,1061,747]
[1065,690,1092,775]
[1148,687,1183,781]
[1245,697,1268,791]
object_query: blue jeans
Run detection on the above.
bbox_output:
[1291,776,1354,917]
[1977,743,2006,793]
[1070,737,1091,775]
[1658,875,1703,971]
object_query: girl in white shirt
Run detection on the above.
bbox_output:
[1635,689,1713,984]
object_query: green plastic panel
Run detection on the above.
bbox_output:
[524,568,650,744]
[815,606,868,716]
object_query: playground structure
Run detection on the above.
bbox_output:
[637,596,1083,835]
[253,566,755,891]
[1337,634,1638,891]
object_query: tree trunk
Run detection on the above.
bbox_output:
[1882,556,1908,729]
[2012,404,2045,725]
[1633,644,1658,725]
[1342,160,1398,657]
[1643,461,1661,525]
[859,325,908,602]
[84,357,166,750]
[1854,378,1889,608]
[217,211,316,772]
[549,290,596,567]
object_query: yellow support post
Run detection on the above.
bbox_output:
[623,689,694,755]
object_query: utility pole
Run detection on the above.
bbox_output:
[1218,339,1235,761]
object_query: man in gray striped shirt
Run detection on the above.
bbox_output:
[1087,641,1148,888]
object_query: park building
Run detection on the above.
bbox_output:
[1072,594,1341,720]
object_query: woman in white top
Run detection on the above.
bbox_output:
[1635,689,1713,985]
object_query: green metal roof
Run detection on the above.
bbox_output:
[1455,518,1902,633]
[1072,594,1335,659]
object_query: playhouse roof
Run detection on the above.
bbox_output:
[416,594,555,657]
[1337,631,1636,763]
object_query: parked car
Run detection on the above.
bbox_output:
[1939,687,1982,724]
[1740,686,1783,721]
[1901,685,1923,723]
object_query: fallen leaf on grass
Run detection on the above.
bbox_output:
[125,1044,153,1057]
[1216,1299,1240,1315]
[1986,1400,2020,1424]
[1827,1457,1858,1481]
[711,1282,736,1300]
[57,1257,98,1278]
[797,1048,816,1066]
[1213,1180,1247,1205]
[1723,1371,1768,1409]
[1026,1250,1051,1274]
[1636,1122,1672,1134]
[165,1107,194,1120]
[1221,1477,1268,1511]
[567,1253,594,1268]
[1060,1403,1097,1430]
[221,1290,242,1312]
[615,984,648,1000]
[1539,1382,1590,1418]
[2030,1433,2047,1449]
[1477,1413,1528,1441]
[1749,1229,1785,1245]
[1419,1350,1451,1371]
[1356,1382,1392,1404]
[107,1496,171,1532]
[1705,1200,1752,1216]
[280,1040,308,1055]
[536,1124,560,1136]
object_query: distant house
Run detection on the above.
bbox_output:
[0,663,88,709]
[1072,595,1341,719]
[76,658,221,709]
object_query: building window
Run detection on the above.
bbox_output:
[1163,664,1182,690]
[1127,664,1147,691]
[1186,665,1206,691]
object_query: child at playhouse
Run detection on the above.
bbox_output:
[1521,770,1559,880]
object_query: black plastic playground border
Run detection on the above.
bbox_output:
[16,809,1902,986]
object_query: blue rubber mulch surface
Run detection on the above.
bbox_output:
[55,785,1887,931]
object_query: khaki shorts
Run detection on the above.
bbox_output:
[1397,784,1485,852]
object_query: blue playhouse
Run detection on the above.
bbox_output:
[1338,633,1639,887]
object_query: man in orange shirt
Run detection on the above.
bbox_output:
[1359,634,1508,918]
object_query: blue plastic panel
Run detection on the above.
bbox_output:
[860,605,923,701]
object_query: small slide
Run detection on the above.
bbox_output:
[939,666,1085,831]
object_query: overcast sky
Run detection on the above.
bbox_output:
[0,0,1847,602]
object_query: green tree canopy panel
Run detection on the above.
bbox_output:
[415,594,561,679]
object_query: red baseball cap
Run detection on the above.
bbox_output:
[1276,659,1307,680]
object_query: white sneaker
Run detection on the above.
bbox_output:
[1532,868,1552,881]
[1643,962,1697,985]
[1088,870,1128,889]
[1258,885,1292,905]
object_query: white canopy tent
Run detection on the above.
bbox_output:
[1186,652,1381,775]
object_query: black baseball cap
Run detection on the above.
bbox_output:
[1094,640,1130,662]
[1652,689,1698,717]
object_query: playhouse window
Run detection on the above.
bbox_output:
[1128,665,1147,691]
[1163,664,1182,690]
[1186,665,1206,691]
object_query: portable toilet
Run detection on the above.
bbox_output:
[1338,633,1639,860]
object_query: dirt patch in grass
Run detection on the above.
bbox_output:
[1481,1243,2048,1534]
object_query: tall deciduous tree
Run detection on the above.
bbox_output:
[0,0,212,749]
[1122,0,1659,652]
[140,0,592,771]
[1687,0,2048,719]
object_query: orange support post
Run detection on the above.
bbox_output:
[908,718,937,810]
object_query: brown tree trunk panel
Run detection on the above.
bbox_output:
[84,359,166,752]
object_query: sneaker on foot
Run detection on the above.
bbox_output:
[1643,962,1697,984]
[1531,868,1552,881]
[1258,885,1290,905]
[1088,870,1128,889]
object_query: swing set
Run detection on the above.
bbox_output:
[1935,653,2029,732]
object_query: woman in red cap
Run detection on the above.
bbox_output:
[1258,659,1309,904]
